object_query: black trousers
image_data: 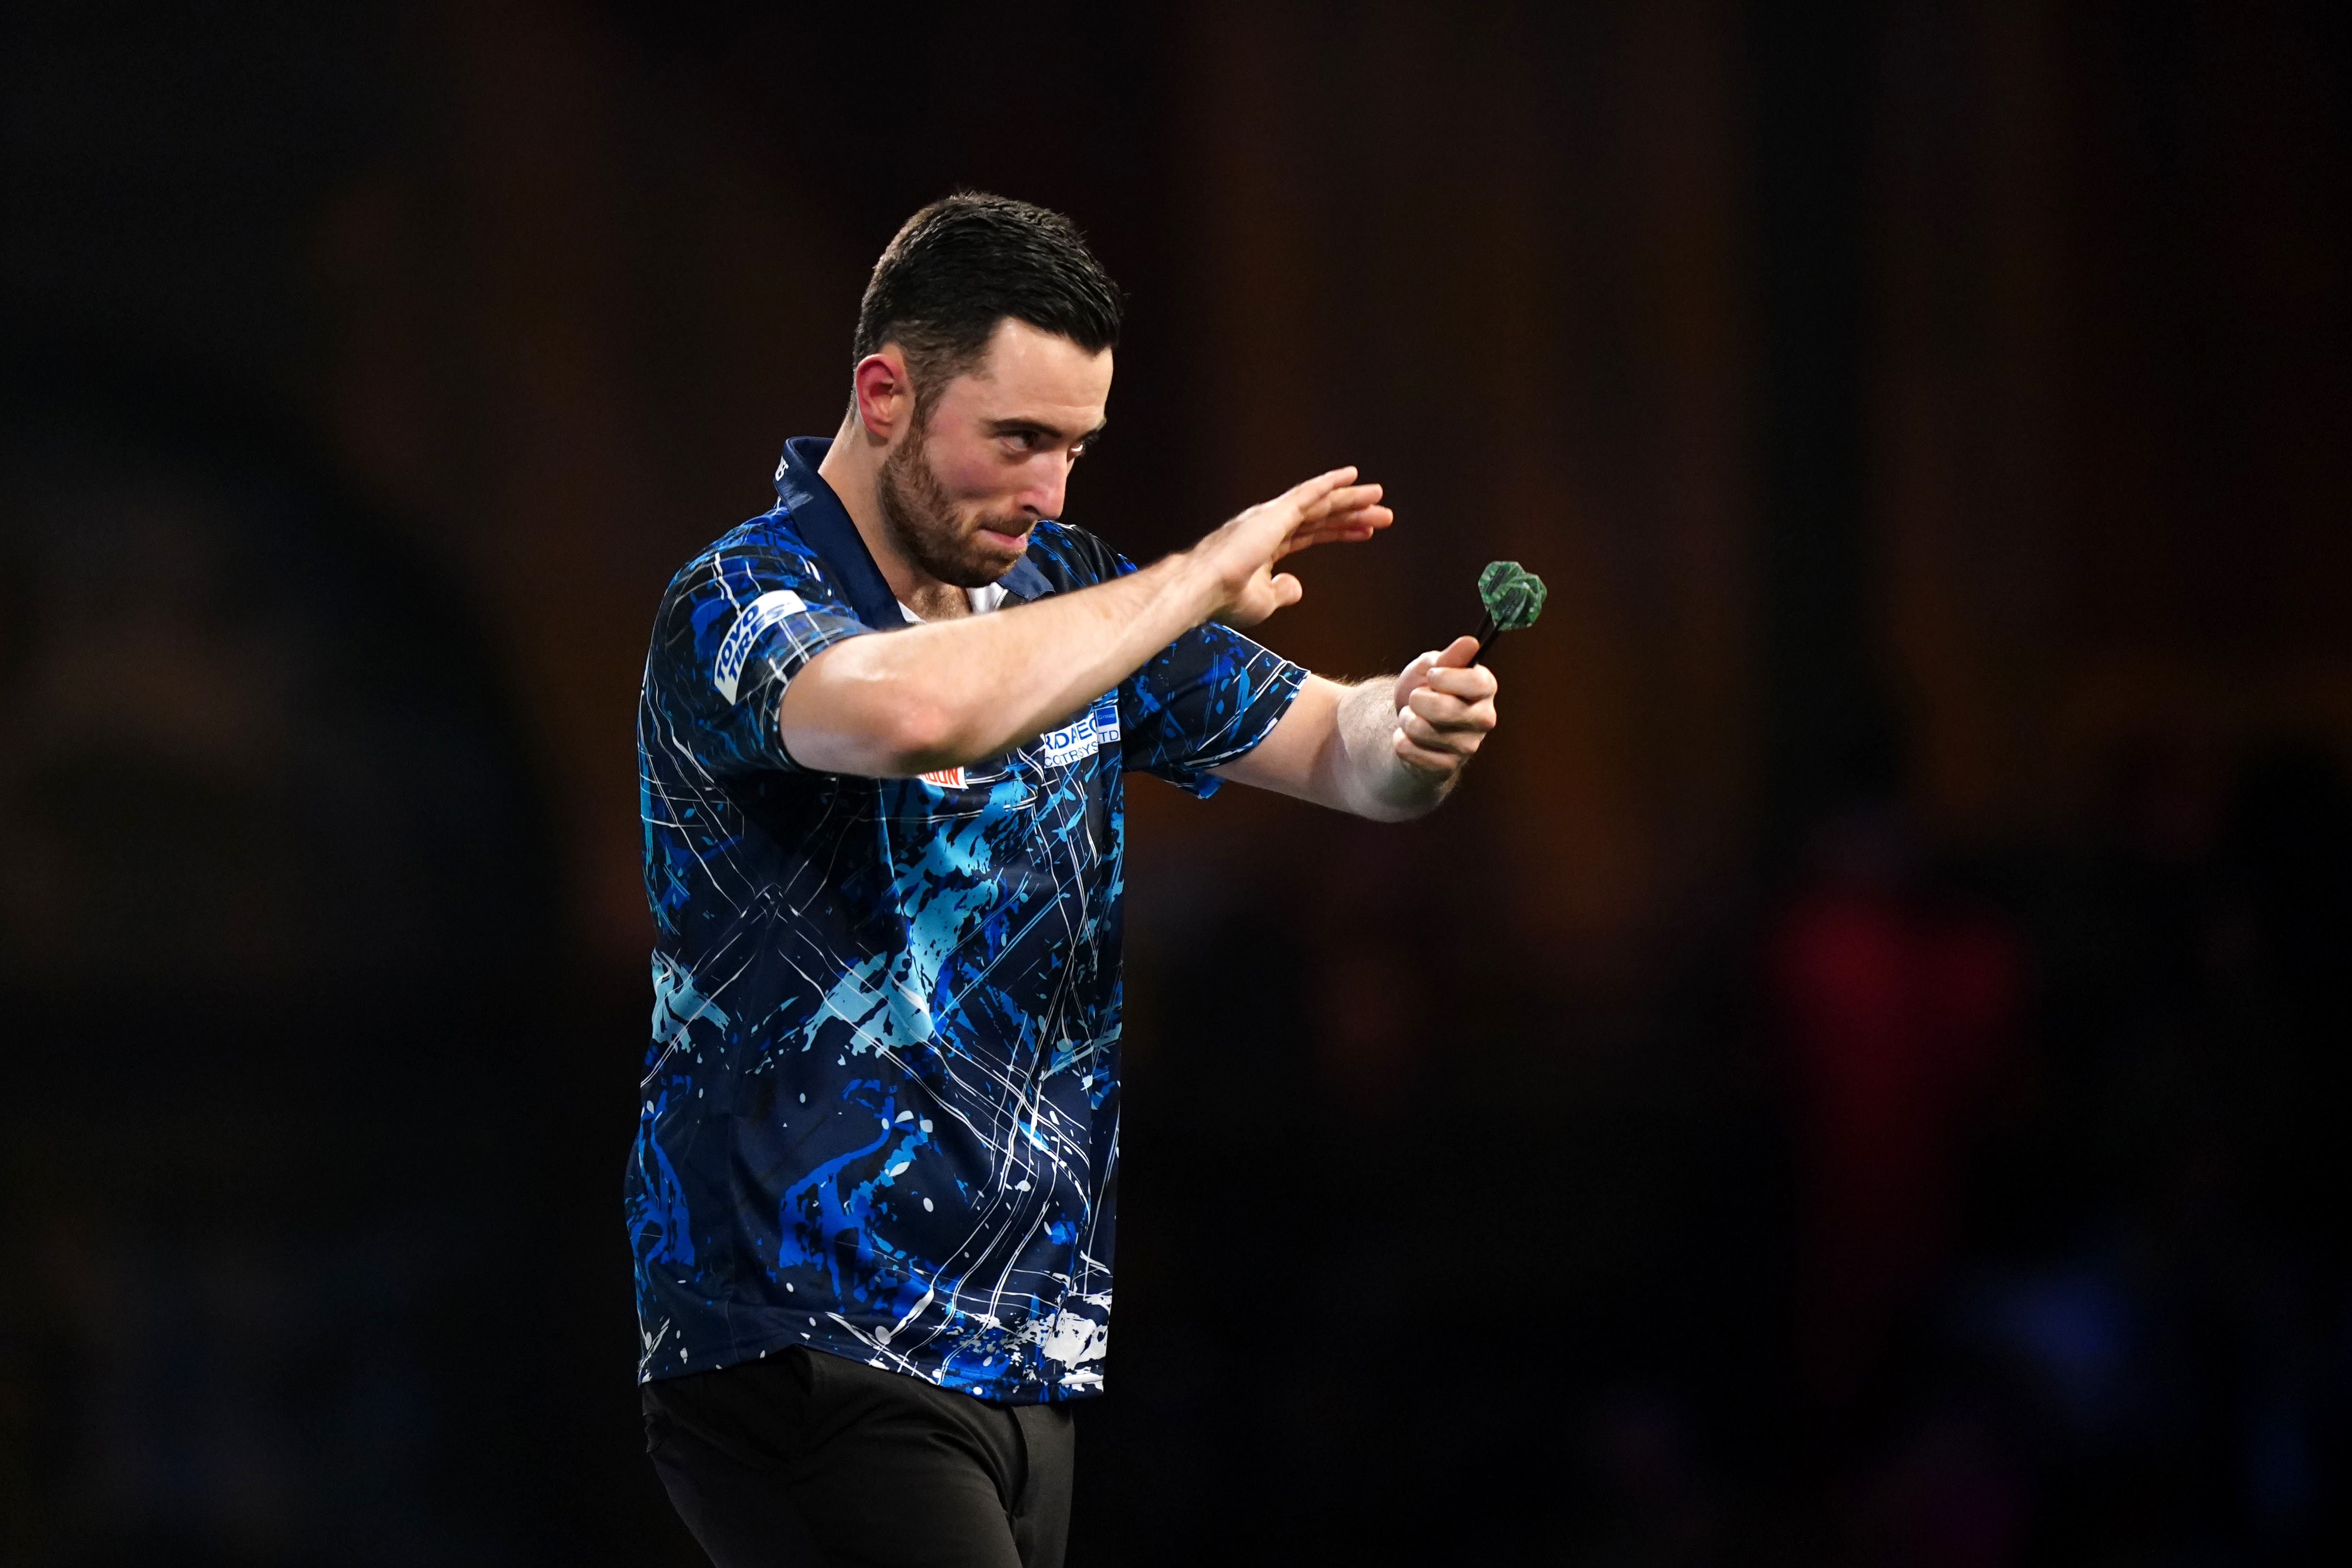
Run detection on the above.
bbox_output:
[642,1349,1074,1568]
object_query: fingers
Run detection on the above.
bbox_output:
[1391,704,1483,772]
[1298,480,1384,520]
[1240,471,1387,558]
[1280,467,1362,513]
[1276,505,1393,558]
[1417,659,1497,702]
[1402,685,1496,745]
[1206,467,1388,625]
[1430,634,1481,669]
[1388,647,1442,711]
[1290,496,1391,534]
[1396,661,1499,773]
[1274,474,1383,534]
[1392,729,1464,774]
[1384,640,1502,777]
[1392,702,1491,772]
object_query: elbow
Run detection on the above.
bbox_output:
[879,694,974,776]
[844,635,982,773]
[792,640,977,776]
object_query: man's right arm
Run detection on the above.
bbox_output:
[777,468,1389,777]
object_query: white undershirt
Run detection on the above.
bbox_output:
[895,582,1009,622]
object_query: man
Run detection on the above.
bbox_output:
[628,193,1500,1568]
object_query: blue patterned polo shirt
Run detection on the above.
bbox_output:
[626,437,1304,1402]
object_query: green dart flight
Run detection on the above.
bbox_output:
[1470,560,1547,658]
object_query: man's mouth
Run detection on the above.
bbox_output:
[976,524,1032,553]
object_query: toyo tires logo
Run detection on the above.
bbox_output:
[712,589,808,704]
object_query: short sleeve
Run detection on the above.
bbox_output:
[645,536,873,777]
[1119,620,1308,798]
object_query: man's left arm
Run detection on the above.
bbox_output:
[1210,634,1499,821]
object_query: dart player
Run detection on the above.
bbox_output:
[627,192,1502,1568]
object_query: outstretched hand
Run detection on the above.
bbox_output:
[1187,467,1392,627]
[1389,635,1499,779]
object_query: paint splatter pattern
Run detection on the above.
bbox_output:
[627,490,1303,1404]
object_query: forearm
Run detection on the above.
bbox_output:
[780,553,1217,776]
[1324,676,1457,821]
[780,465,1391,777]
[1214,638,1496,816]
[1219,673,1455,821]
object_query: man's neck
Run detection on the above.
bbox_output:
[815,414,971,621]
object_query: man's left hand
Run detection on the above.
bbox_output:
[1391,634,1500,781]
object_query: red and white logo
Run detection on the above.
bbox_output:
[918,767,966,790]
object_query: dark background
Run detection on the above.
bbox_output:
[5,0,2350,1562]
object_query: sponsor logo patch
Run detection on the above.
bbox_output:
[918,767,966,789]
[712,589,808,704]
[1036,697,1122,770]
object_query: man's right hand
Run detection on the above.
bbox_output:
[1181,467,1392,627]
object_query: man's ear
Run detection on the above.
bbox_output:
[852,350,912,445]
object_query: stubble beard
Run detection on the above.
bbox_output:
[875,421,1026,590]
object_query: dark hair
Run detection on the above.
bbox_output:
[852,193,1122,414]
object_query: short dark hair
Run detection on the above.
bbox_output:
[852,193,1122,414]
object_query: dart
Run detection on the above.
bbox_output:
[1470,560,1547,659]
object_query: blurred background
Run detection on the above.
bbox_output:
[4,0,2349,1562]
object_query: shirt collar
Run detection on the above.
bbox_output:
[773,437,1055,625]
[899,582,1010,623]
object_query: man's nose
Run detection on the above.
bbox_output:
[1018,455,1071,521]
